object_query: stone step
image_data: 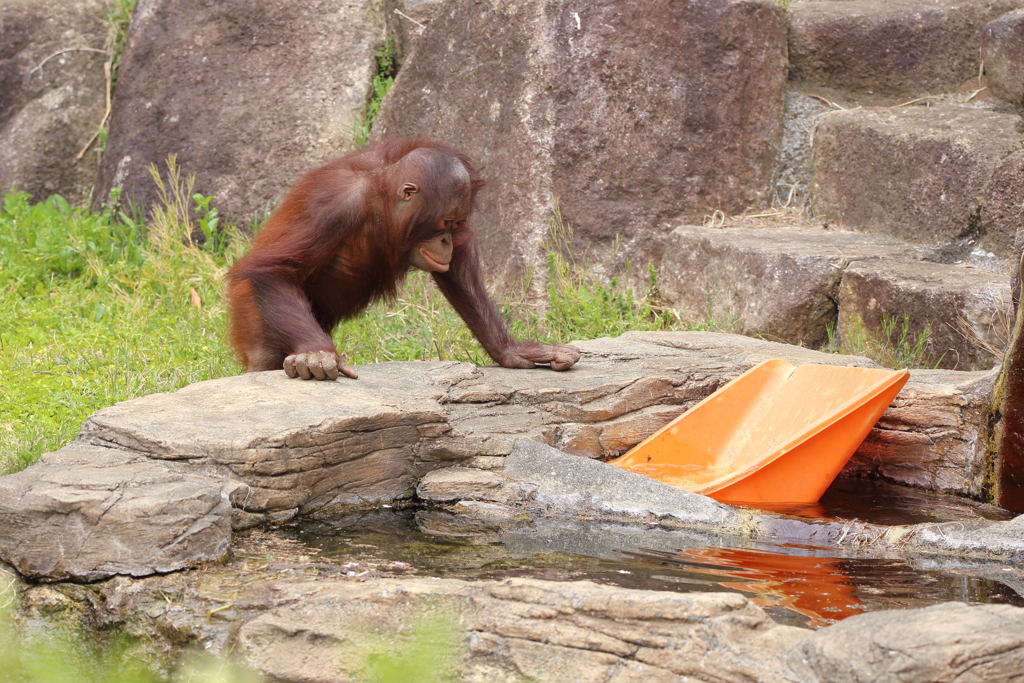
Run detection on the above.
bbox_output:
[788,0,1024,97]
[809,104,1024,256]
[659,224,1010,370]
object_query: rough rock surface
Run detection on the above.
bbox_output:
[848,368,998,495]
[983,8,1024,107]
[0,332,1017,579]
[374,0,788,291]
[466,439,1024,563]
[810,105,1024,250]
[659,224,920,347]
[986,150,1024,259]
[784,602,1024,683]
[91,0,383,220]
[0,0,108,205]
[0,445,233,581]
[837,258,1010,371]
[384,0,444,67]
[20,546,1024,683]
[237,577,808,683]
[503,438,741,529]
[788,0,1024,96]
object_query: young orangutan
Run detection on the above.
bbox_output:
[226,138,580,380]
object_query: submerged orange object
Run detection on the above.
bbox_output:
[610,360,910,504]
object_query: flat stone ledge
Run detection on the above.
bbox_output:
[788,0,1024,96]
[0,445,233,582]
[0,332,1014,580]
[809,105,1024,250]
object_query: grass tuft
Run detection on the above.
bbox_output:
[824,313,937,369]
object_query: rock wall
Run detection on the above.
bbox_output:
[0,0,108,205]
[6,0,1024,367]
[374,0,789,291]
[91,0,384,218]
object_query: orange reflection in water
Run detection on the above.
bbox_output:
[678,546,863,628]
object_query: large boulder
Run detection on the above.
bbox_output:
[383,0,444,67]
[982,8,1024,107]
[374,0,788,290]
[91,0,384,220]
[810,105,1024,251]
[788,0,1024,97]
[0,0,108,205]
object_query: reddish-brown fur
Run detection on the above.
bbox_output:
[227,138,579,379]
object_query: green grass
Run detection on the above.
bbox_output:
[823,313,936,369]
[0,179,682,474]
[345,39,397,147]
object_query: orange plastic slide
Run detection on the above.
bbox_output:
[610,360,910,504]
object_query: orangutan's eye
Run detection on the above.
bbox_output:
[443,219,455,230]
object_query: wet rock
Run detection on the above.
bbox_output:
[837,258,1010,371]
[659,224,919,347]
[784,602,1024,683]
[374,0,788,290]
[847,367,998,495]
[416,467,528,504]
[788,0,1024,96]
[92,0,383,221]
[906,513,1024,560]
[0,445,232,582]
[983,9,1024,106]
[0,0,108,205]
[237,577,808,683]
[503,438,740,528]
[809,105,1023,250]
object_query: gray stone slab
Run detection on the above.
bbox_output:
[503,438,741,528]
[0,445,232,581]
[784,601,1024,683]
[810,105,1024,251]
